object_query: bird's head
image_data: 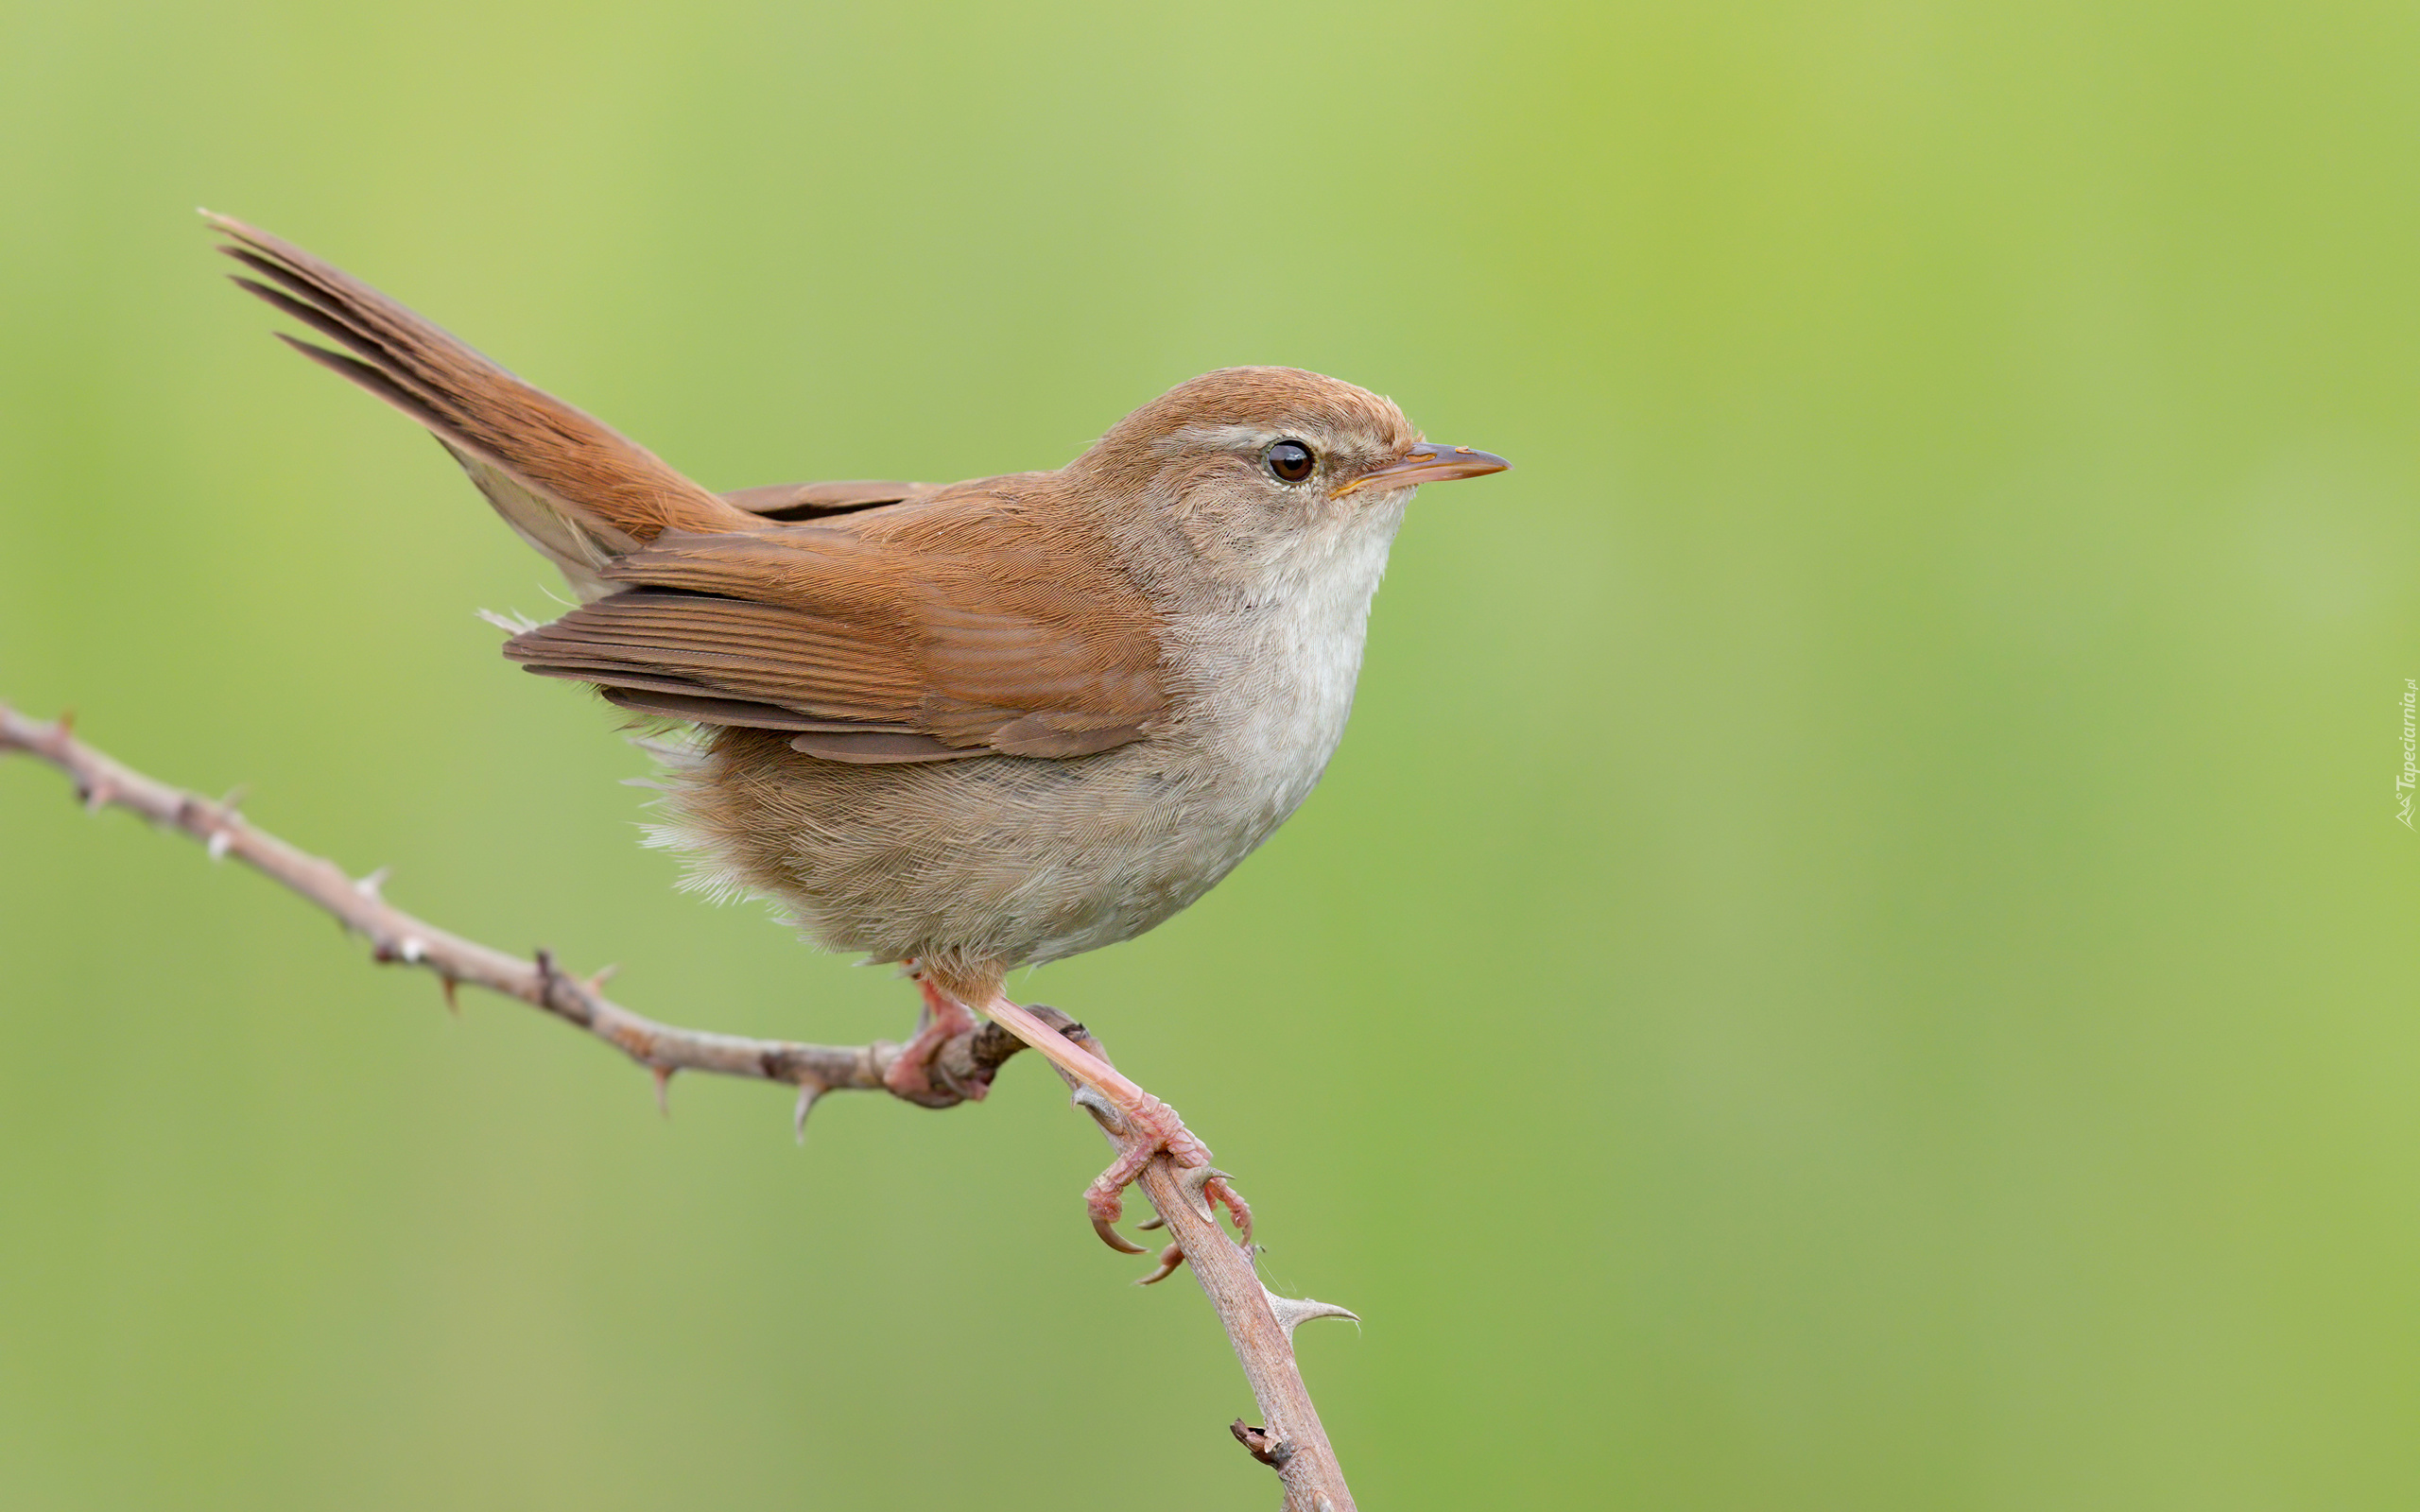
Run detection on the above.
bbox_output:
[1071,366,1508,590]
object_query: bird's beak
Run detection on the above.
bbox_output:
[1332,441,1512,497]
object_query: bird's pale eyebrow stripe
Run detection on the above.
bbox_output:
[1154,422,1280,455]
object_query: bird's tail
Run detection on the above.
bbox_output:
[206,213,753,598]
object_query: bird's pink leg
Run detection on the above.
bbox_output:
[883,972,983,1103]
[977,993,1252,1252]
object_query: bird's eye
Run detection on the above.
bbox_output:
[1266,439,1316,484]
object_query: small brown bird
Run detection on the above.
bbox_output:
[207,214,1507,1245]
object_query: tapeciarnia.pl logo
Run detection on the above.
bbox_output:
[2400,679,2416,830]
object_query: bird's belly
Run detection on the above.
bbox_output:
[650,717,1340,977]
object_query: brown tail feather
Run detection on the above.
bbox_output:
[207,213,754,559]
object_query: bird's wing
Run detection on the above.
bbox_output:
[210,214,758,599]
[502,505,1167,765]
[210,215,1160,765]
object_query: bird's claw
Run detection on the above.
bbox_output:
[1092,1211,1149,1254]
[1086,1148,1156,1252]
[1081,1094,1253,1253]
[1136,1242,1186,1285]
[882,973,984,1106]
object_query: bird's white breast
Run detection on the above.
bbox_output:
[1160,493,1409,857]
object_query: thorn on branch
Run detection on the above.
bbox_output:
[793,1082,821,1143]
[1069,1083,1125,1136]
[354,865,390,902]
[1262,1288,1360,1341]
[198,791,247,860]
[651,1064,674,1116]
[440,975,460,1015]
[1177,1163,1227,1226]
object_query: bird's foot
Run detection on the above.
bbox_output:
[969,996,1253,1258]
[883,974,984,1106]
[1080,1091,1253,1254]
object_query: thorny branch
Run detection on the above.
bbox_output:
[0,700,1026,1131]
[1,700,1363,1511]
[1046,1021,1364,1512]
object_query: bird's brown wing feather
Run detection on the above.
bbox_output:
[504,507,1167,764]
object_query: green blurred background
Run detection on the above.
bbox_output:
[4,1,2417,1507]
